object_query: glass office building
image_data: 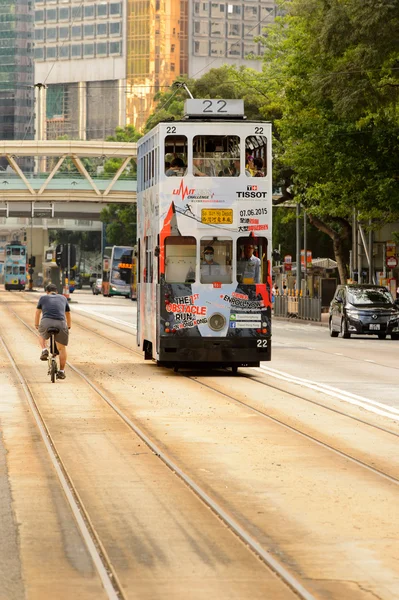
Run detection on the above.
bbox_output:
[0,0,34,140]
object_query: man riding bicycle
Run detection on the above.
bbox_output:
[35,283,71,380]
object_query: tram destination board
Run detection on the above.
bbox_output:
[201,208,233,225]
[184,99,244,118]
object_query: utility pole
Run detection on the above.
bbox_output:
[296,203,301,293]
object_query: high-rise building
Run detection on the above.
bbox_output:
[0,0,34,141]
[34,0,126,140]
[34,0,276,135]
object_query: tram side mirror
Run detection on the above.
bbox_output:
[154,246,160,257]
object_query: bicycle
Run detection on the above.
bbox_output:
[47,327,60,383]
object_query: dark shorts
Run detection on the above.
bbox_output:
[39,318,69,346]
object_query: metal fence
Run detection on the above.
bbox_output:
[274,295,321,322]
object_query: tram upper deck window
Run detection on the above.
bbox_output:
[236,237,268,284]
[192,135,240,177]
[200,238,232,283]
[6,266,12,274]
[165,236,196,283]
[245,135,267,177]
[164,135,187,177]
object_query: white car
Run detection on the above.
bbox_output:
[92,278,102,295]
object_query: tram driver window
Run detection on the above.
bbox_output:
[245,135,267,177]
[200,238,232,284]
[165,236,196,283]
[192,135,240,177]
[236,237,268,284]
[164,135,187,176]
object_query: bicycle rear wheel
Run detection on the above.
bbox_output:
[51,359,57,383]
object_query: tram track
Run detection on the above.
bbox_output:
[12,295,399,478]
[3,294,399,599]
[2,297,317,600]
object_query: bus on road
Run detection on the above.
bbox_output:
[102,245,134,298]
[136,99,272,371]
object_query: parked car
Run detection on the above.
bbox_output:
[329,284,399,339]
[92,278,102,295]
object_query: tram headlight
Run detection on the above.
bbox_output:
[165,321,170,327]
[208,313,226,331]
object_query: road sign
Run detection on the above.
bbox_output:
[386,256,398,268]
[284,255,292,264]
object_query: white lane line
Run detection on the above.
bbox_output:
[364,359,376,363]
[74,305,137,330]
[257,365,399,421]
[334,353,343,356]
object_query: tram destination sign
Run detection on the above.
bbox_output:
[184,99,244,118]
[201,208,233,225]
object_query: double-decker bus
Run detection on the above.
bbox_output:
[136,99,272,371]
[4,242,27,291]
[102,245,134,298]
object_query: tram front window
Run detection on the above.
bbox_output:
[165,236,196,283]
[237,237,267,284]
[200,238,232,284]
[192,135,240,177]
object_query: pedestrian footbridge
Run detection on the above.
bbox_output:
[0,141,137,218]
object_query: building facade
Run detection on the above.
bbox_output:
[34,0,276,135]
[34,0,126,139]
[0,0,34,141]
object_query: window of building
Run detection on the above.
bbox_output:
[46,27,57,41]
[211,2,224,16]
[227,3,241,16]
[244,4,258,19]
[260,5,274,19]
[71,5,82,19]
[59,6,69,20]
[84,4,94,18]
[243,42,258,57]
[109,21,120,35]
[72,25,82,38]
[96,22,107,36]
[96,42,107,55]
[46,46,57,59]
[210,40,225,56]
[227,41,241,56]
[84,24,94,37]
[97,3,108,17]
[210,21,223,35]
[109,41,121,54]
[59,45,70,59]
[35,9,44,21]
[84,43,94,56]
[236,237,267,284]
[164,135,187,176]
[110,2,121,15]
[194,1,209,16]
[200,238,232,284]
[243,22,258,38]
[192,135,240,177]
[46,8,57,21]
[35,28,44,41]
[227,22,240,37]
[194,20,209,35]
[71,43,82,58]
[194,40,209,55]
[245,135,267,177]
[59,26,69,40]
[165,237,196,284]
[34,47,44,59]
[170,62,175,71]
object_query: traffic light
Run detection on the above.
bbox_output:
[272,249,281,262]
[29,256,36,268]
[55,244,76,269]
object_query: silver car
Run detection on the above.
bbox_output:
[92,278,102,295]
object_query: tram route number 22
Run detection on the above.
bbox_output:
[257,339,267,348]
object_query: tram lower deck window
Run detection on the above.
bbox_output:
[237,237,268,284]
[200,238,232,284]
[165,236,196,283]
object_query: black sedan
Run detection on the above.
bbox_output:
[329,284,399,340]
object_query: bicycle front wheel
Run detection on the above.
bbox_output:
[51,359,57,383]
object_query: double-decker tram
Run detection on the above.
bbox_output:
[4,243,27,291]
[102,245,134,298]
[136,99,272,371]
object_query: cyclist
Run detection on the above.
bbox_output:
[34,283,71,380]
